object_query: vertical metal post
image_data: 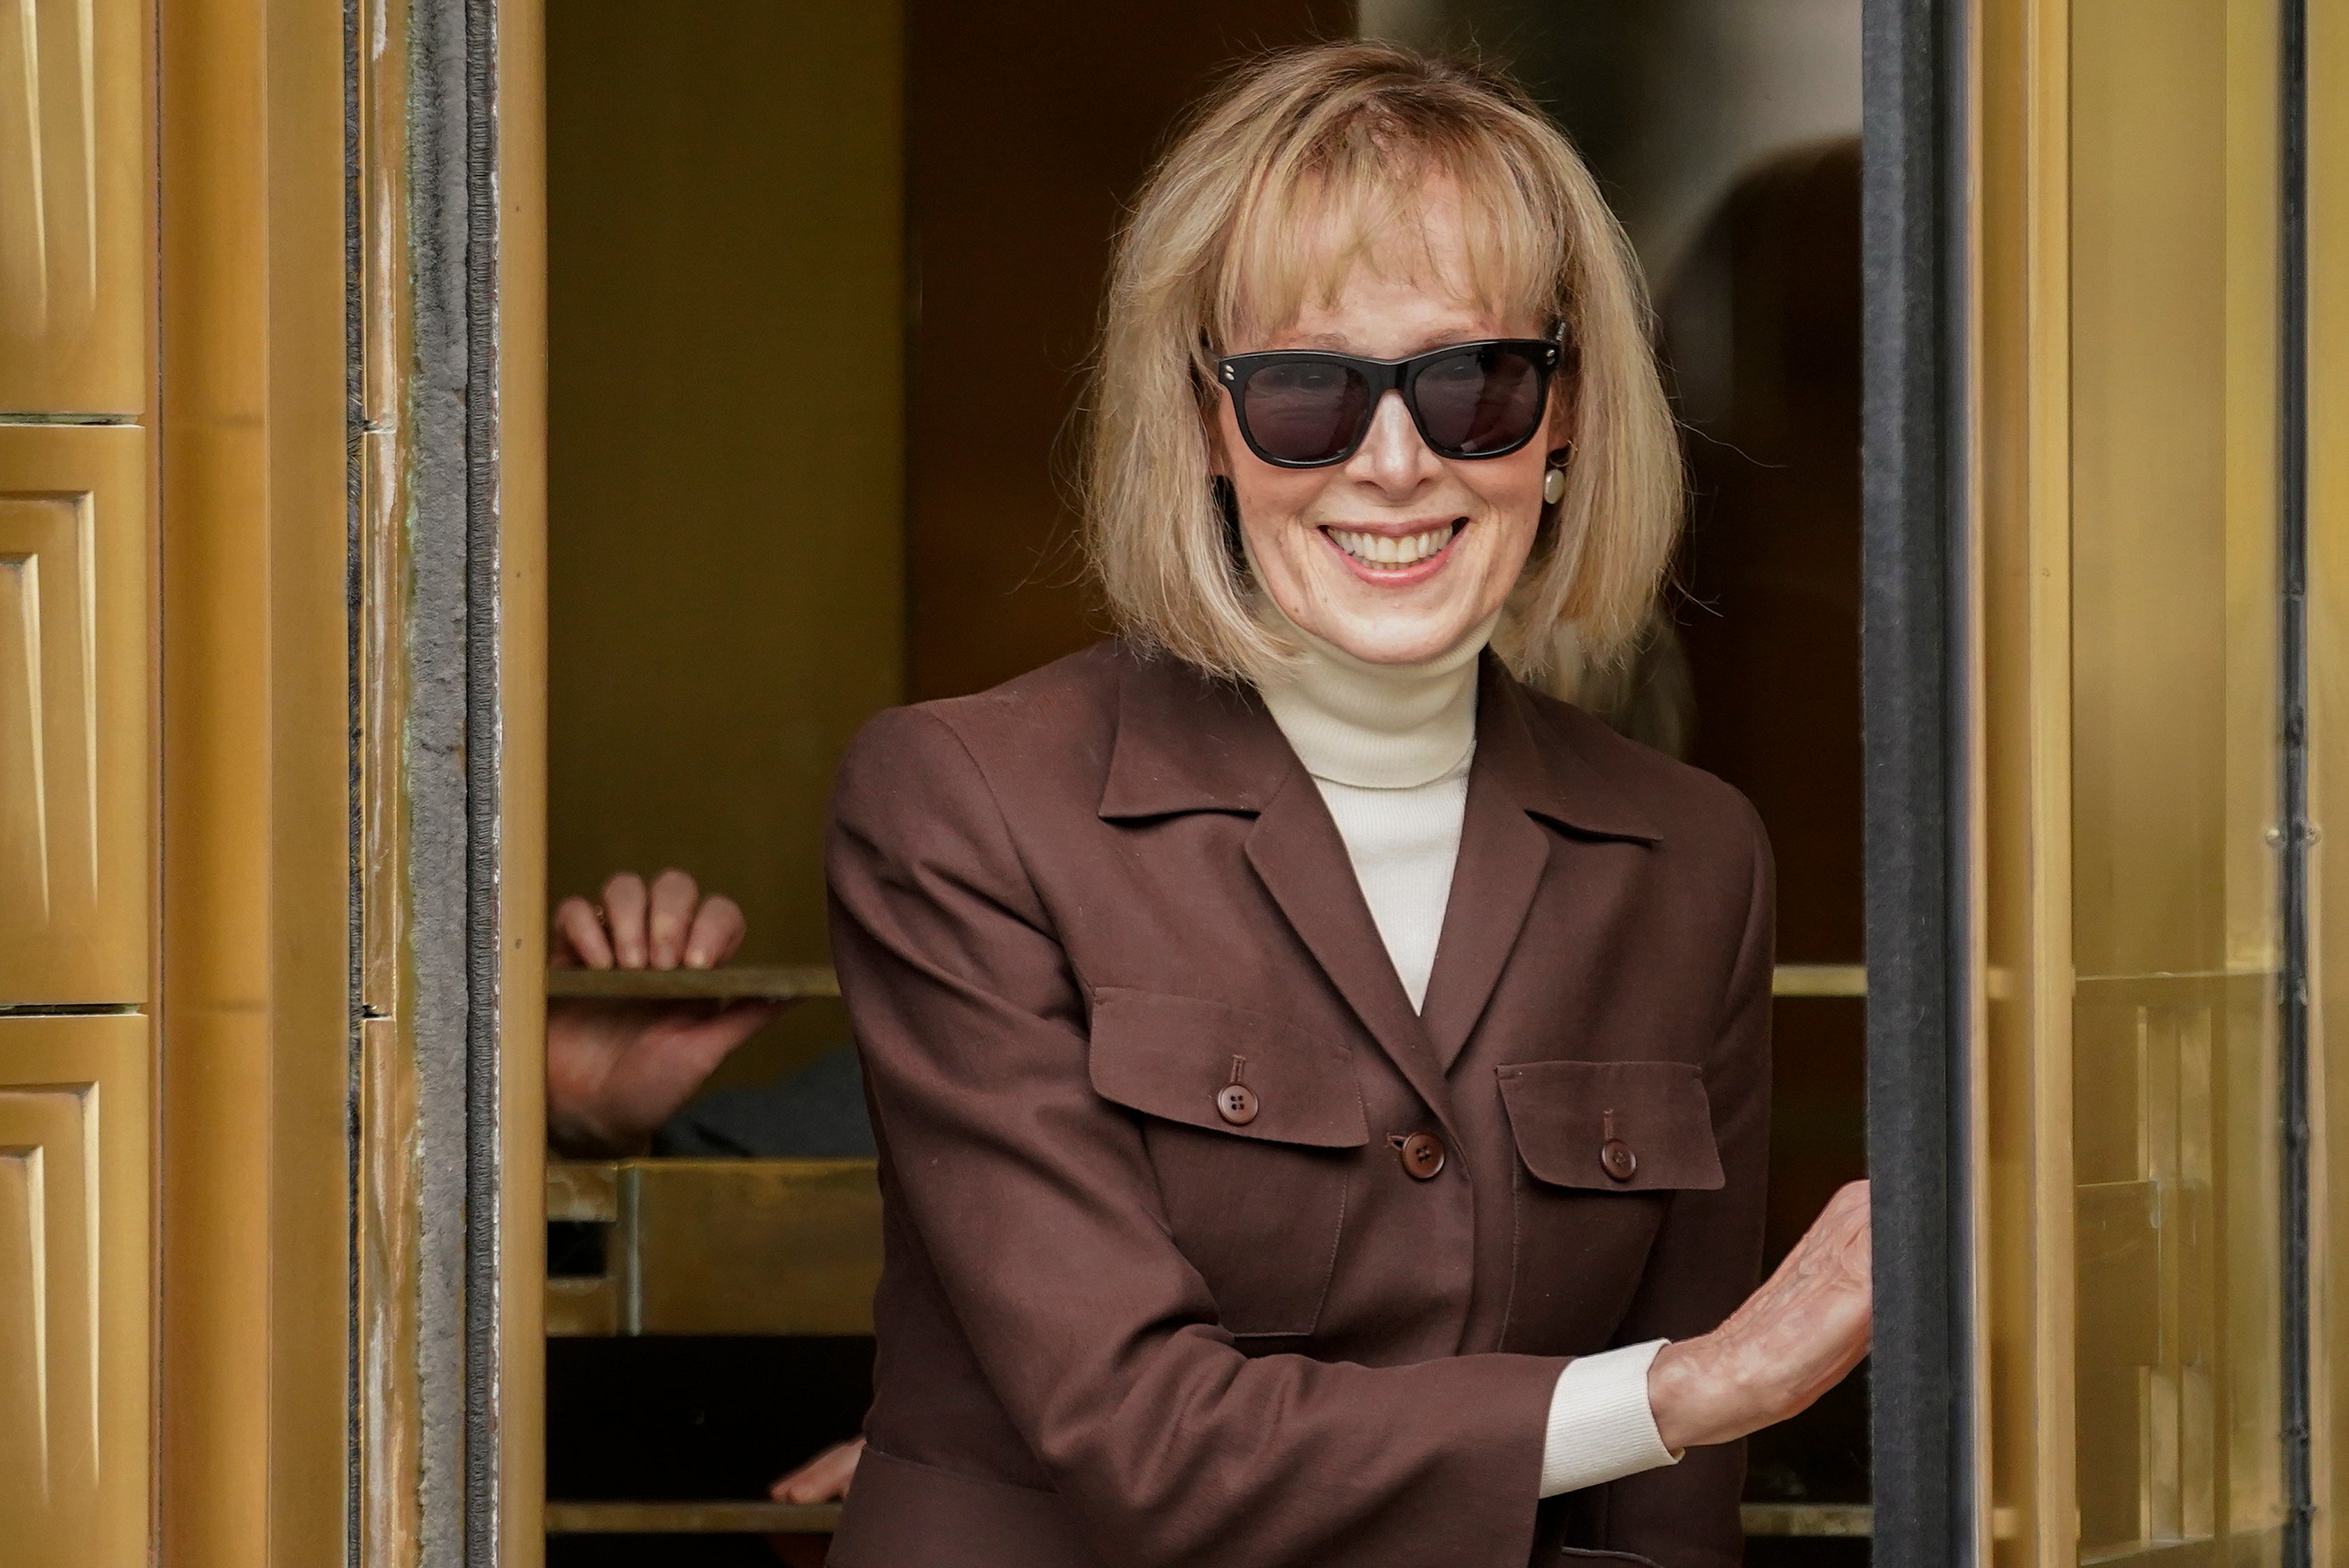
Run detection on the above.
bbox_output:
[2279,0,2313,1559]
[1861,0,1972,1561]
[463,0,509,1557]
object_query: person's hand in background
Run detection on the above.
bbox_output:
[770,1437,863,1504]
[546,869,779,1156]
[764,1438,865,1567]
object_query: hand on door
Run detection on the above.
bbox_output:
[1646,1179,1872,1451]
[545,869,780,1157]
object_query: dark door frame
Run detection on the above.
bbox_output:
[1860,0,1973,1562]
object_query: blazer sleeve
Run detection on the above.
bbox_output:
[1582,797,1775,1568]
[826,707,1571,1568]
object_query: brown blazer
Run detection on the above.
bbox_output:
[824,641,1773,1568]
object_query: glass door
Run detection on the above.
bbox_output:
[1976,0,2313,1560]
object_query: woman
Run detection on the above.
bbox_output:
[824,43,1869,1568]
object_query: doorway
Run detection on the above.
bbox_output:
[538,3,1869,1562]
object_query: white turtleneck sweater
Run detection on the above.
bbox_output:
[1254,613,1680,1500]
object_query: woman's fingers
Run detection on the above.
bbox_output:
[1738,1180,1872,1400]
[1649,1181,1874,1451]
[683,895,747,970]
[1796,1181,1872,1299]
[647,868,701,969]
[769,1438,865,1504]
[550,896,613,970]
[600,872,650,967]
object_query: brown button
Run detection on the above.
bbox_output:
[1215,1083,1259,1126]
[1600,1138,1638,1181]
[1398,1131,1447,1181]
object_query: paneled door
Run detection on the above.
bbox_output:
[0,1,154,1562]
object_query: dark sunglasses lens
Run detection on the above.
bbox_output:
[1412,345,1546,456]
[1240,360,1373,465]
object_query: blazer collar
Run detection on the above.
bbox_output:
[1097,642,1665,842]
[1096,648,1295,820]
[1472,659,1664,846]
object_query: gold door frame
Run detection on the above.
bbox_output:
[154,0,355,1560]
[1877,0,2346,1561]
[149,0,545,1562]
[1967,0,2343,1562]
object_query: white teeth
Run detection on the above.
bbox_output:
[1327,526,1453,569]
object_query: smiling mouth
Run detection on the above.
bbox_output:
[1322,521,1463,571]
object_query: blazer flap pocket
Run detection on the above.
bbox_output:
[1498,1059,1723,1192]
[1087,988,1369,1149]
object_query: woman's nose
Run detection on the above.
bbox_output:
[1347,390,1440,493]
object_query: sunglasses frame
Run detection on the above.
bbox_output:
[1214,336,1563,470]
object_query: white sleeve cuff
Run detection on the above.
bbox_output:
[1537,1339,1680,1498]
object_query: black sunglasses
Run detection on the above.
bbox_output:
[1214,338,1562,468]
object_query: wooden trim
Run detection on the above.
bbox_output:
[544,965,840,1002]
[496,0,550,1559]
[356,0,423,1562]
[544,1501,843,1535]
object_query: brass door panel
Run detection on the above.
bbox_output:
[0,424,147,1005]
[0,0,151,415]
[547,1158,881,1337]
[0,1015,151,1568]
[2066,0,2287,1553]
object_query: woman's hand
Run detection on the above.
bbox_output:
[1646,1180,1872,1451]
[545,869,779,1158]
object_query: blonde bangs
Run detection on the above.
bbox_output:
[1210,121,1569,357]
[1085,41,1682,687]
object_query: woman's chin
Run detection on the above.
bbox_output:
[1299,596,1489,666]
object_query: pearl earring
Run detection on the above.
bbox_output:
[1542,445,1572,506]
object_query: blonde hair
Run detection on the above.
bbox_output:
[1084,41,1681,682]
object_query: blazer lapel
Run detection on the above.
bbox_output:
[1419,749,1552,1072]
[1243,770,1458,1127]
[1095,649,1458,1127]
[1419,665,1666,1071]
